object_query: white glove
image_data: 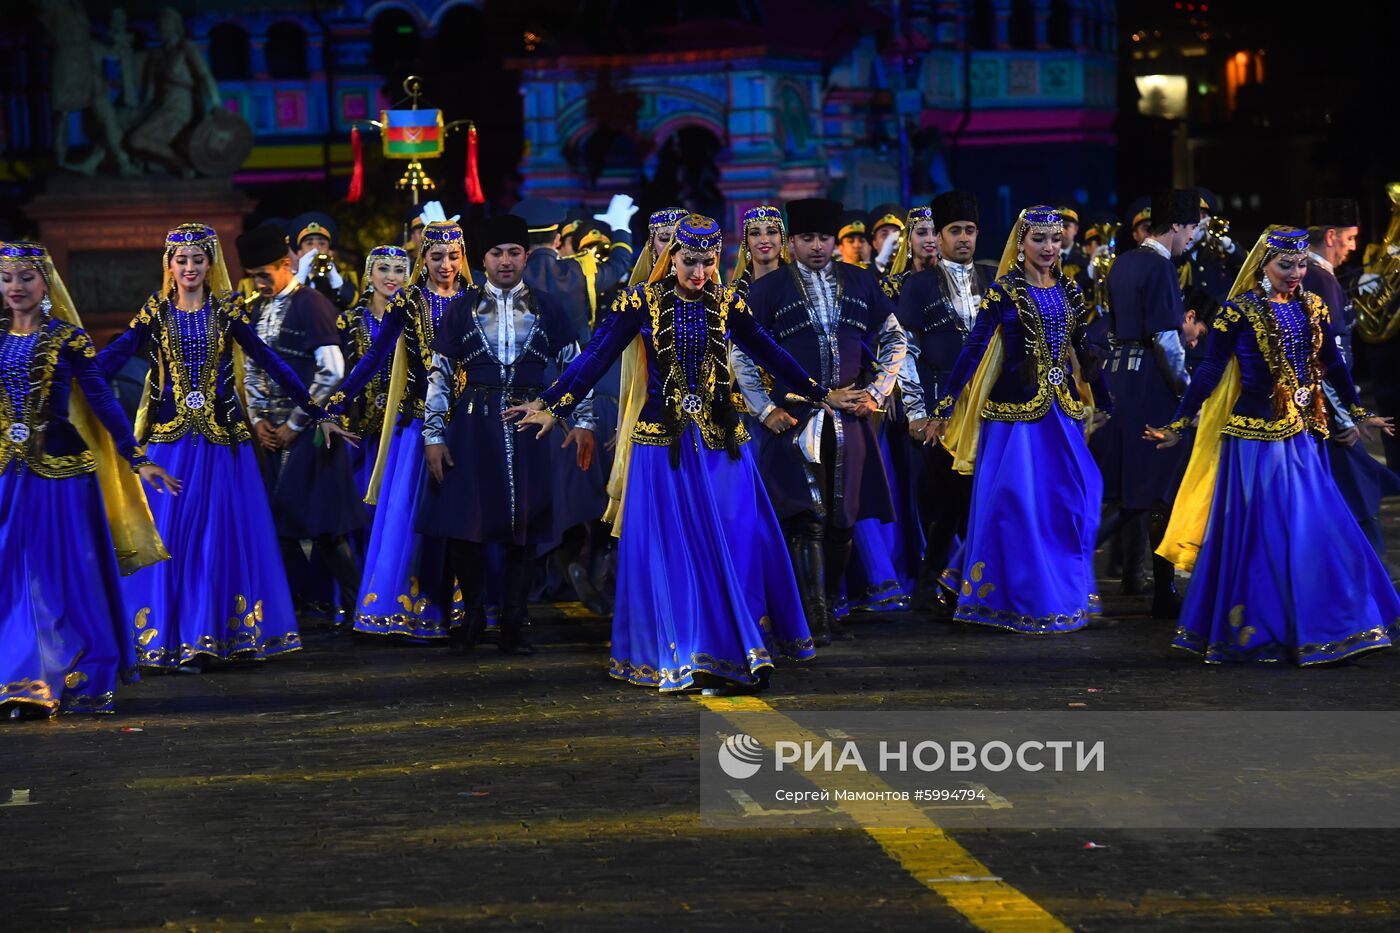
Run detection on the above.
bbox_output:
[876,232,900,269]
[1219,235,1235,254]
[1358,273,1383,296]
[295,248,317,284]
[417,200,460,226]
[326,264,344,289]
[595,194,639,234]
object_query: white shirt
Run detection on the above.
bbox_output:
[943,260,981,332]
[477,281,533,364]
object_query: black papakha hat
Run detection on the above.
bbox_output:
[786,198,844,239]
[236,224,291,270]
[931,190,980,231]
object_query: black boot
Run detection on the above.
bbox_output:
[447,540,487,653]
[1120,511,1150,595]
[1150,558,1181,619]
[785,527,831,647]
[315,536,364,630]
[568,561,612,617]
[823,528,856,642]
[447,601,483,653]
[499,547,536,656]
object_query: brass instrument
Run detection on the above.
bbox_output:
[1088,222,1120,317]
[310,252,335,279]
[1200,215,1231,261]
[1354,182,1400,344]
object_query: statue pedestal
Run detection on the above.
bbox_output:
[26,177,254,344]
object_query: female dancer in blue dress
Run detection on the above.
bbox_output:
[727,205,787,299]
[929,206,1111,634]
[1149,226,1399,664]
[326,221,469,639]
[1,242,178,716]
[337,246,410,519]
[96,223,347,671]
[508,214,847,695]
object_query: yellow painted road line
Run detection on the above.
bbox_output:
[695,695,1072,933]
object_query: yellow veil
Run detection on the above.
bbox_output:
[601,233,665,533]
[887,207,933,278]
[364,222,470,504]
[9,247,169,574]
[603,215,714,535]
[1157,227,1286,572]
[940,208,1095,474]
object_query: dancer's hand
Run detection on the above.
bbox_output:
[516,410,559,438]
[763,408,798,434]
[562,427,595,471]
[1358,415,1396,440]
[926,419,949,444]
[503,399,545,423]
[424,442,453,482]
[319,421,360,448]
[908,418,932,443]
[845,391,880,418]
[254,420,280,450]
[138,463,181,496]
[1143,425,1180,449]
[824,386,865,412]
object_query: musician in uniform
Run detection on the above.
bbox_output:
[1305,197,1400,554]
[290,212,359,312]
[1102,189,1198,617]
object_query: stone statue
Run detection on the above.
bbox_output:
[36,0,135,176]
[126,8,225,176]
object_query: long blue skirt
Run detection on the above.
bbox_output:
[1174,433,1400,665]
[841,421,919,614]
[122,435,300,668]
[352,433,380,529]
[953,408,1101,634]
[354,420,453,638]
[611,431,815,691]
[0,469,136,714]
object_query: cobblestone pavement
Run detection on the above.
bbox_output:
[5,506,1400,932]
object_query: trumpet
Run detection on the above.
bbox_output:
[310,252,334,279]
[1199,215,1232,260]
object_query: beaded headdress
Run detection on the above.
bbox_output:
[362,245,411,294]
[1263,227,1309,257]
[673,214,723,256]
[0,242,51,283]
[743,205,784,232]
[422,221,464,245]
[1019,206,1064,238]
[164,222,219,262]
[649,208,688,233]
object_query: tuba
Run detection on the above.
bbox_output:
[1354,182,1400,344]
[1088,222,1120,317]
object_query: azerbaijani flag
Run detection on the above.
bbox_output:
[381,109,444,159]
